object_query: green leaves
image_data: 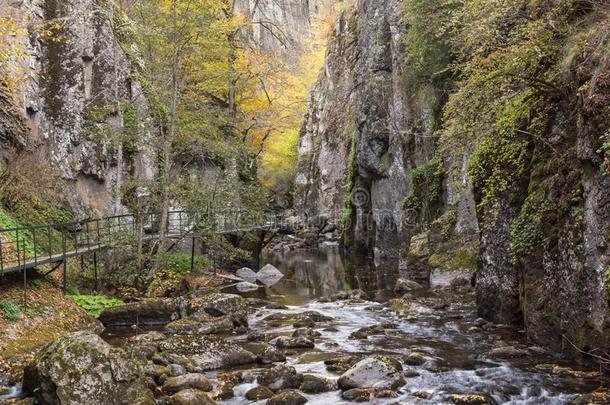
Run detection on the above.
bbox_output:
[71,295,124,318]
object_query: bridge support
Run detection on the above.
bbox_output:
[190,234,196,272]
[93,252,98,292]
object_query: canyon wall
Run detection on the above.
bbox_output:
[295,0,610,356]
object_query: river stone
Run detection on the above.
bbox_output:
[292,328,321,338]
[164,315,233,335]
[450,393,497,405]
[257,345,287,364]
[487,346,528,359]
[23,331,154,405]
[99,298,181,327]
[341,388,374,402]
[170,389,216,405]
[188,293,244,317]
[257,365,304,391]
[236,267,258,282]
[257,264,285,285]
[236,282,259,292]
[146,364,170,384]
[394,278,424,295]
[403,352,428,366]
[245,386,274,400]
[163,373,213,394]
[266,389,307,405]
[299,375,335,394]
[269,336,314,349]
[157,335,256,372]
[337,356,405,391]
[324,356,363,374]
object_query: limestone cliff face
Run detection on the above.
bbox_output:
[294,0,610,357]
[234,0,332,54]
[1,0,157,218]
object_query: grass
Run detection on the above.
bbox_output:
[71,295,124,318]
[0,299,20,322]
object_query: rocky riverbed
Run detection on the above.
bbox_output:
[5,250,609,404]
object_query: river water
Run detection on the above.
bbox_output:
[218,249,605,404]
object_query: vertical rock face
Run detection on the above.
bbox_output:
[294,0,610,357]
[1,0,157,218]
[294,0,442,262]
[234,0,332,54]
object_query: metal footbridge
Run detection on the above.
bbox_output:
[0,209,281,279]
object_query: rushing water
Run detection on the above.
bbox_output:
[219,248,605,404]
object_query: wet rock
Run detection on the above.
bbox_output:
[236,267,257,282]
[213,373,238,401]
[157,335,256,372]
[188,293,244,318]
[299,375,336,394]
[146,364,170,384]
[257,345,287,364]
[473,318,487,327]
[293,311,334,327]
[570,389,610,404]
[350,323,396,339]
[324,356,363,374]
[163,373,213,394]
[394,278,424,295]
[292,328,321,339]
[266,389,308,405]
[247,331,267,342]
[450,393,497,405]
[403,352,428,366]
[236,282,259,292]
[170,389,216,405]
[341,388,374,402]
[99,298,181,327]
[245,386,275,400]
[257,365,304,391]
[266,303,289,310]
[337,356,404,391]
[414,390,432,399]
[169,364,186,376]
[245,298,272,308]
[269,336,315,349]
[23,331,154,405]
[257,264,285,285]
[487,346,528,359]
[165,314,233,335]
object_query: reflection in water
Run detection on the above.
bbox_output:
[258,249,399,305]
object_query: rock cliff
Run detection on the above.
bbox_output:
[0,0,157,219]
[294,0,610,357]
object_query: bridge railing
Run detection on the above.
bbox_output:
[0,208,282,276]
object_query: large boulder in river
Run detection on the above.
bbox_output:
[156,335,256,372]
[394,278,424,295]
[337,356,405,391]
[187,293,244,317]
[99,298,182,327]
[257,264,284,285]
[23,331,154,405]
[164,314,233,336]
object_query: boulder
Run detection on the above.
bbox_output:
[236,267,258,282]
[157,335,256,372]
[292,328,321,339]
[257,365,304,391]
[23,331,154,405]
[487,346,528,359]
[403,352,428,366]
[163,373,213,394]
[394,278,424,295]
[170,389,216,405]
[257,264,285,285]
[450,394,497,405]
[235,282,259,292]
[341,388,374,402]
[269,336,314,349]
[99,298,181,327]
[337,356,404,391]
[299,375,335,394]
[245,386,274,401]
[188,293,244,318]
[257,346,287,364]
[164,315,233,335]
[266,390,307,405]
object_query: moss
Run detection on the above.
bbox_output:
[403,158,444,224]
[509,191,546,260]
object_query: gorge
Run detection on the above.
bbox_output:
[0,0,609,404]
